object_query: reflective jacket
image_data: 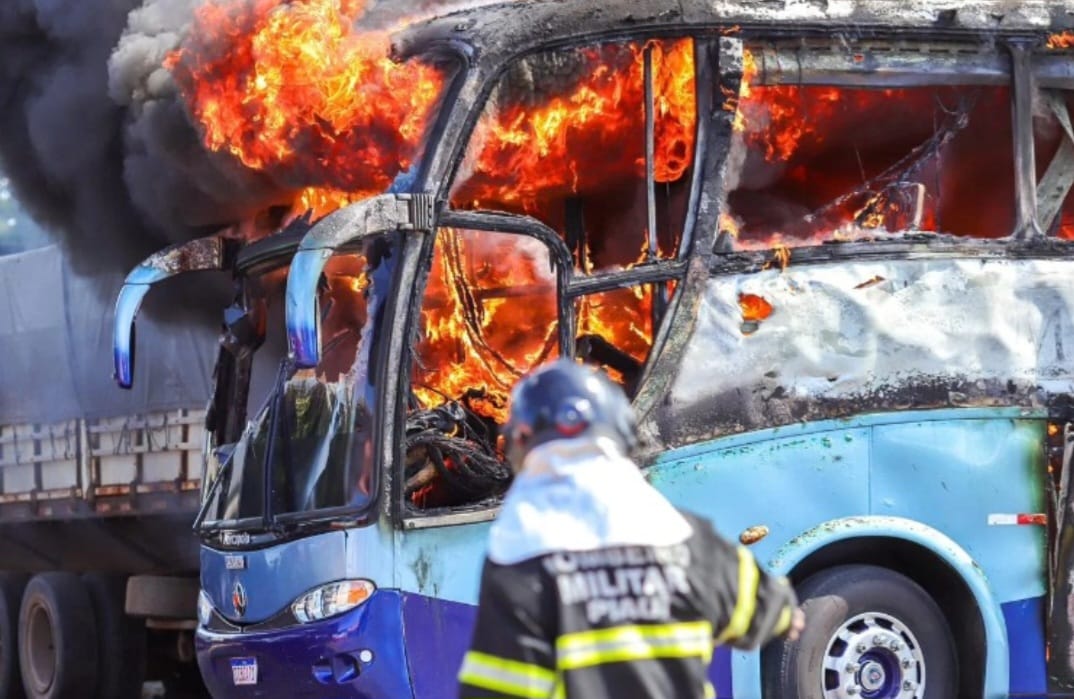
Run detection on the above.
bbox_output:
[457,510,797,699]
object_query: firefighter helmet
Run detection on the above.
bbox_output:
[503,359,637,469]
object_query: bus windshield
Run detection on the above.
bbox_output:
[199,233,399,530]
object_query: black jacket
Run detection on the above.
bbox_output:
[458,510,797,699]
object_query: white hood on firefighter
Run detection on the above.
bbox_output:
[487,435,693,565]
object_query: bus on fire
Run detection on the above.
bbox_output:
[116,1,1074,696]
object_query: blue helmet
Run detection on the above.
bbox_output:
[503,359,638,469]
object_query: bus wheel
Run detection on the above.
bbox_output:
[17,573,98,699]
[762,564,956,699]
[0,573,29,699]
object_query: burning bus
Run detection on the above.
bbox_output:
[114,0,1074,696]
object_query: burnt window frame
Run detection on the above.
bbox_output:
[439,32,707,372]
[708,33,1074,263]
[393,32,708,527]
[398,214,571,524]
[1030,46,1074,239]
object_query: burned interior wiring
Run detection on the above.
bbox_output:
[404,396,512,509]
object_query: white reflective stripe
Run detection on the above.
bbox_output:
[458,651,556,699]
[988,513,1047,526]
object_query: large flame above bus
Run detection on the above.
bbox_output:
[168,0,696,421]
[168,1,1060,422]
[167,0,446,217]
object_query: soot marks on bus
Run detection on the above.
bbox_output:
[648,34,1074,449]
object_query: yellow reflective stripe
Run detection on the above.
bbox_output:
[557,620,712,651]
[773,604,793,636]
[556,621,713,670]
[714,547,760,644]
[458,651,556,699]
[705,681,716,699]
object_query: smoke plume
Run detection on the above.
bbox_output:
[0,2,214,276]
[0,0,449,282]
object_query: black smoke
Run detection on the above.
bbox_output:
[0,0,267,280]
[0,0,484,288]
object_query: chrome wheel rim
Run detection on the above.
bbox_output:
[821,612,925,699]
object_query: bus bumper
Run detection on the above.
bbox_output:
[195,589,413,699]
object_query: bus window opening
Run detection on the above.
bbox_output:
[451,38,696,380]
[404,38,699,512]
[405,229,557,510]
[725,56,1016,249]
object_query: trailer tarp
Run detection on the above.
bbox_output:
[0,246,217,424]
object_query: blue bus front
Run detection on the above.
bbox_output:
[194,526,476,699]
[187,220,445,698]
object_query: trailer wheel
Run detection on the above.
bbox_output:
[0,573,29,699]
[83,574,146,699]
[18,573,98,699]
[762,564,957,699]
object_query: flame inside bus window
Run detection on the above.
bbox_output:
[404,228,558,511]
[405,38,701,512]
[412,228,559,423]
[449,38,697,271]
[726,80,1016,249]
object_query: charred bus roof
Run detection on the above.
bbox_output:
[392,0,1074,63]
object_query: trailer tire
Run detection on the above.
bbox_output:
[762,564,956,699]
[18,573,98,699]
[0,573,29,699]
[83,574,146,699]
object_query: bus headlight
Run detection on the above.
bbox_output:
[291,580,376,623]
[197,590,214,626]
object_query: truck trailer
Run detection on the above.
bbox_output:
[0,244,217,699]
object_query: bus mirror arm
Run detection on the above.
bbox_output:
[112,236,232,389]
[285,193,434,368]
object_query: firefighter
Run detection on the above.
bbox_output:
[458,359,803,699]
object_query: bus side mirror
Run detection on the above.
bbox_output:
[113,236,230,389]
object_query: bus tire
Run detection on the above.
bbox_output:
[82,573,146,699]
[0,573,29,699]
[762,564,956,699]
[17,573,98,699]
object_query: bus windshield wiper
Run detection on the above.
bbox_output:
[192,444,235,532]
[261,358,295,527]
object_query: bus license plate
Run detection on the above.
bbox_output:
[231,657,258,685]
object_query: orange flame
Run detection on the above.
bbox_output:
[412,231,659,423]
[167,0,447,220]
[412,230,560,422]
[1047,31,1074,49]
[735,49,841,162]
[738,293,773,323]
[174,10,694,419]
[452,39,696,214]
